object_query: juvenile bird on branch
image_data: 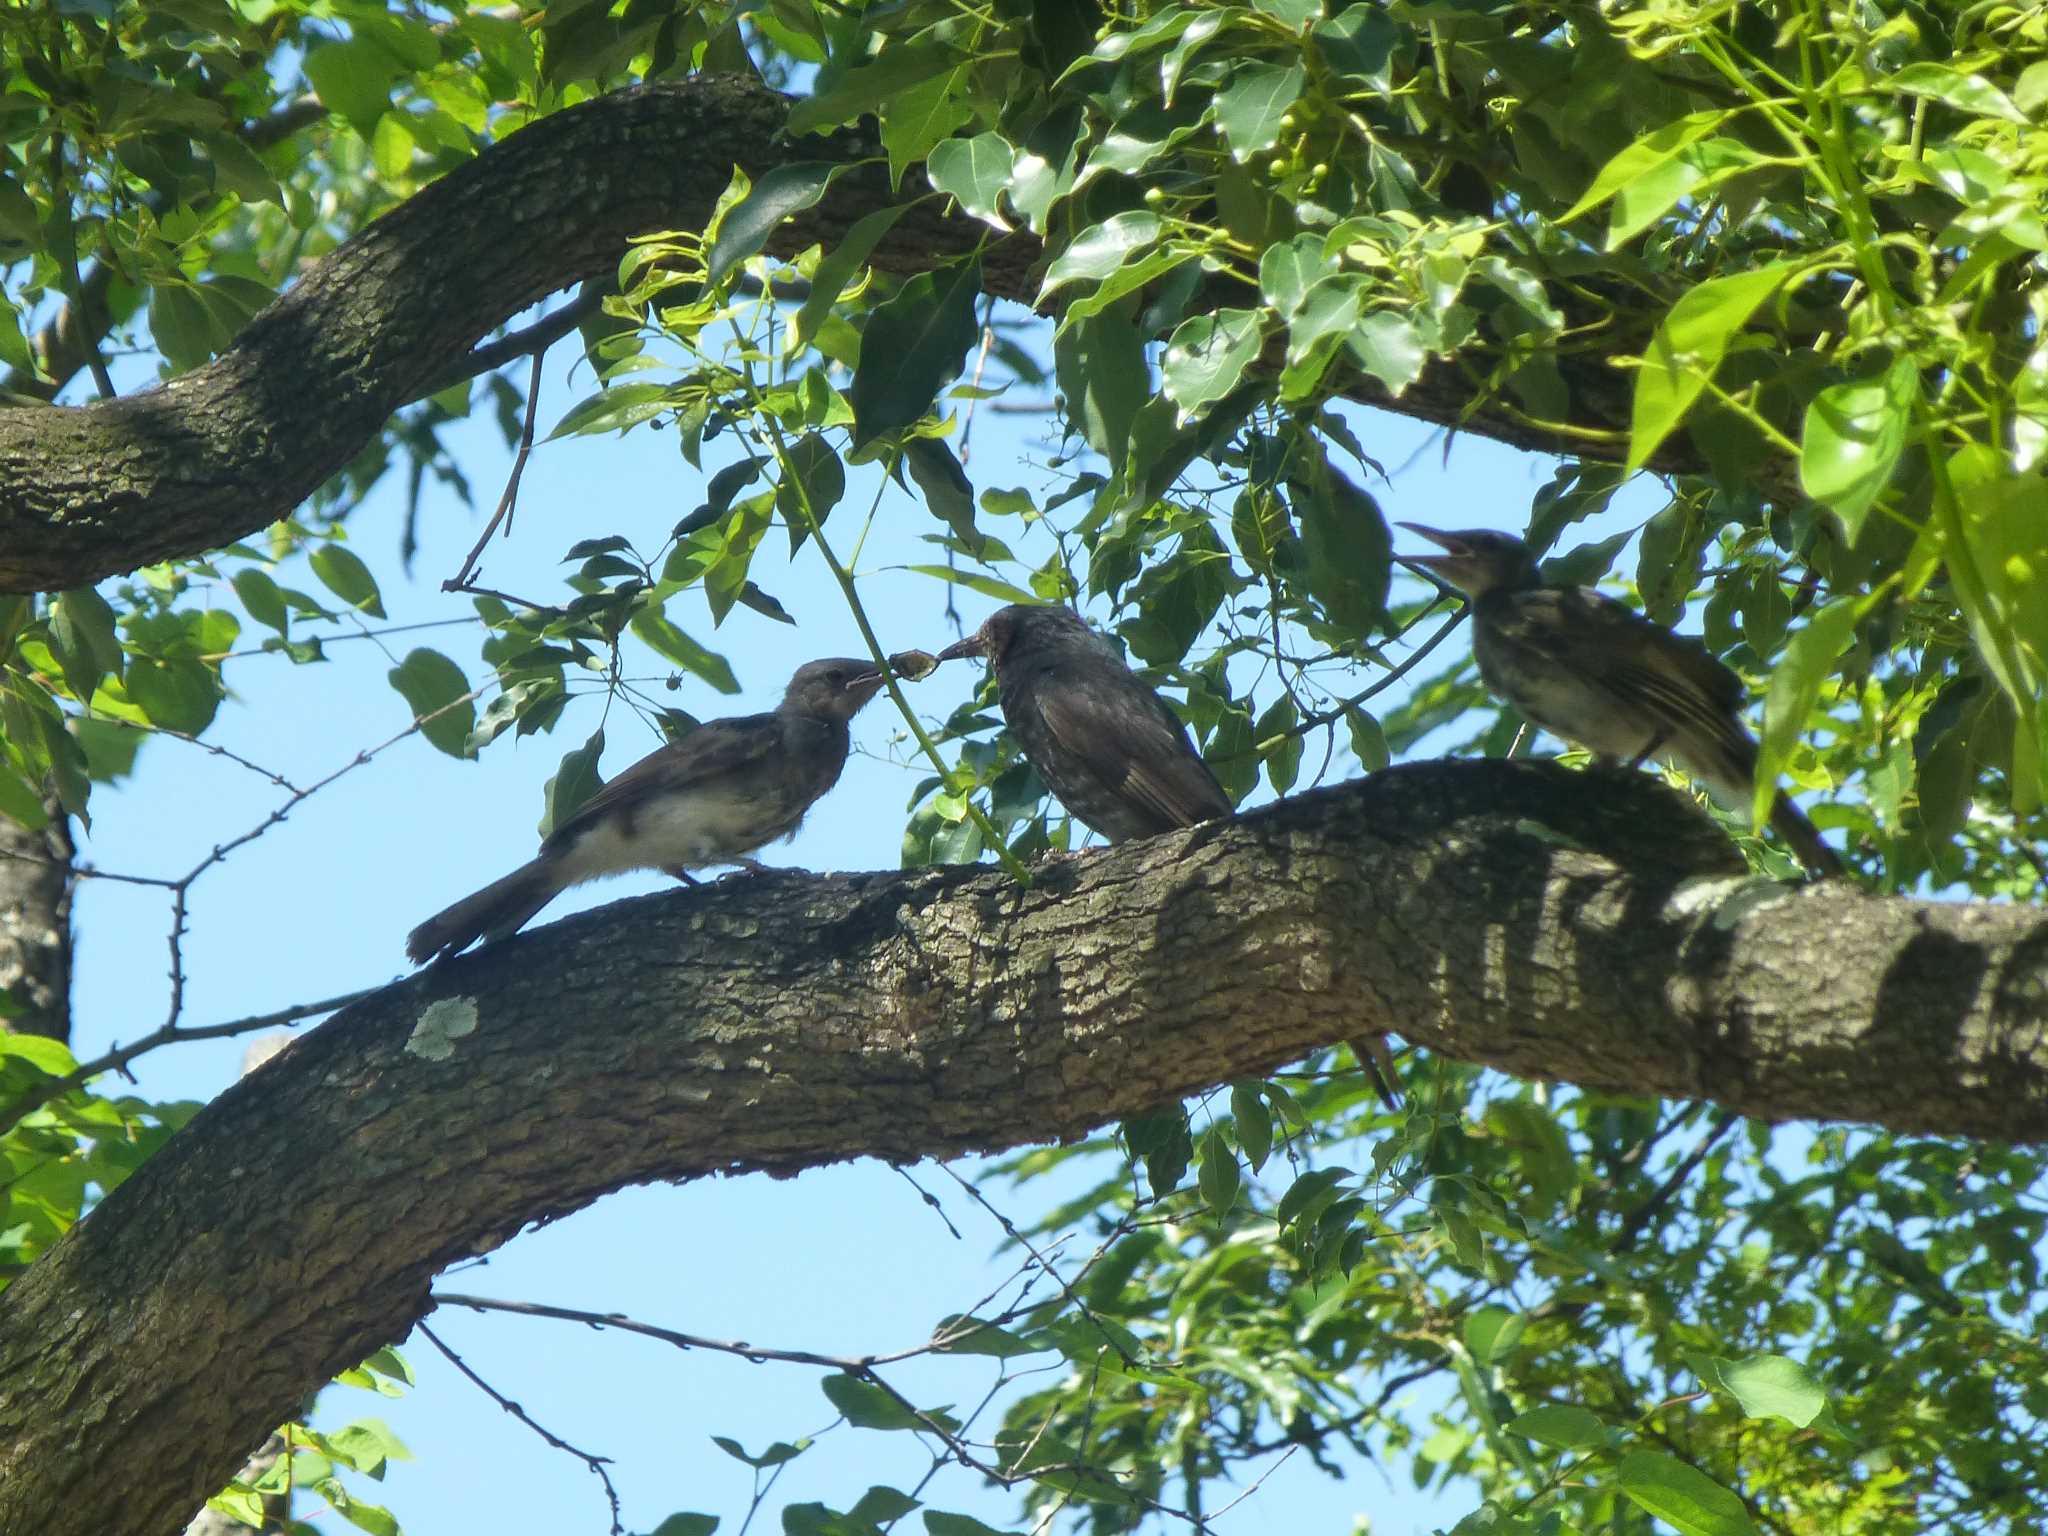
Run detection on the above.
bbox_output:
[406,657,887,963]
[938,604,1404,1107]
[1396,525,1844,877]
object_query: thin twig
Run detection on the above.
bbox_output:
[417,1320,624,1535]
[895,1164,964,1240]
[153,685,484,1031]
[1614,1111,1739,1254]
[217,614,481,661]
[426,287,604,397]
[49,132,114,400]
[445,351,547,592]
[432,1292,954,1370]
[939,1164,1136,1368]
[0,984,378,1138]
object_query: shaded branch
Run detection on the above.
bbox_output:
[1,761,2043,1536]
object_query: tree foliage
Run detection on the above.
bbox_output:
[2,1,2046,1534]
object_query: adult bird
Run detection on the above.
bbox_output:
[406,657,887,963]
[936,603,1404,1107]
[1396,525,1844,877]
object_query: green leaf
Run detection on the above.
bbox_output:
[1291,450,1389,632]
[1798,357,1916,540]
[924,1514,1021,1536]
[1124,1111,1191,1196]
[881,71,973,189]
[1629,262,1805,471]
[1230,1082,1272,1173]
[1607,138,1761,250]
[787,203,914,357]
[1346,310,1426,395]
[1882,63,2030,125]
[927,132,1017,230]
[1614,1450,1756,1536]
[199,131,280,205]
[232,568,290,633]
[1054,308,1149,469]
[149,284,219,372]
[850,255,983,447]
[904,437,984,556]
[1462,1305,1527,1365]
[1690,1352,1829,1429]
[850,1487,920,1525]
[711,1436,808,1469]
[785,42,964,137]
[0,1030,78,1078]
[310,544,386,618]
[125,656,221,735]
[1216,62,1305,163]
[1345,706,1388,770]
[548,381,675,440]
[776,431,846,553]
[1198,1124,1241,1214]
[1255,693,1302,793]
[542,729,605,838]
[1040,212,1164,299]
[906,567,1040,605]
[820,1372,925,1431]
[1312,7,1397,92]
[1754,596,1860,828]
[303,38,397,135]
[49,587,122,701]
[631,610,741,693]
[387,648,476,758]
[707,163,844,290]
[0,765,49,835]
[1259,233,1338,319]
[1506,1404,1609,1451]
[1280,273,1364,399]
[932,1315,1041,1358]
[648,1516,720,1536]
[1161,309,1264,419]
[1561,110,1731,223]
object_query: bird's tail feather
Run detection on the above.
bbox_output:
[1769,792,1844,878]
[1671,733,1843,878]
[406,860,561,964]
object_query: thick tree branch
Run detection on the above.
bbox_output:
[0,75,1699,596]
[1,761,2041,1536]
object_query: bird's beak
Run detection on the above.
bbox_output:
[1393,522,1467,578]
[845,666,886,703]
[934,631,989,663]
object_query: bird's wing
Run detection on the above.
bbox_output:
[1507,589,1761,774]
[544,712,780,850]
[1029,667,1234,833]
[1563,588,1744,708]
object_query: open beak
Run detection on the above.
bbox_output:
[845,666,886,704]
[1393,522,1470,579]
[934,631,989,664]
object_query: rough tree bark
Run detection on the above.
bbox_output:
[0,800,72,1043]
[0,74,1713,595]
[1,762,2043,1536]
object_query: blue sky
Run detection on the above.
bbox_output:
[62,296,1668,1535]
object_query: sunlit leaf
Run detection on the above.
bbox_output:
[1799,357,1917,540]
[1614,1451,1756,1536]
[387,648,475,758]
[1629,262,1806,471]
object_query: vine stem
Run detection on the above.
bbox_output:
[759,416,1032,884]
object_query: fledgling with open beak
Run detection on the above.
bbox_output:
[406,657,888,964]
[937,603,1404,1108]
[1396,524,1843,877]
